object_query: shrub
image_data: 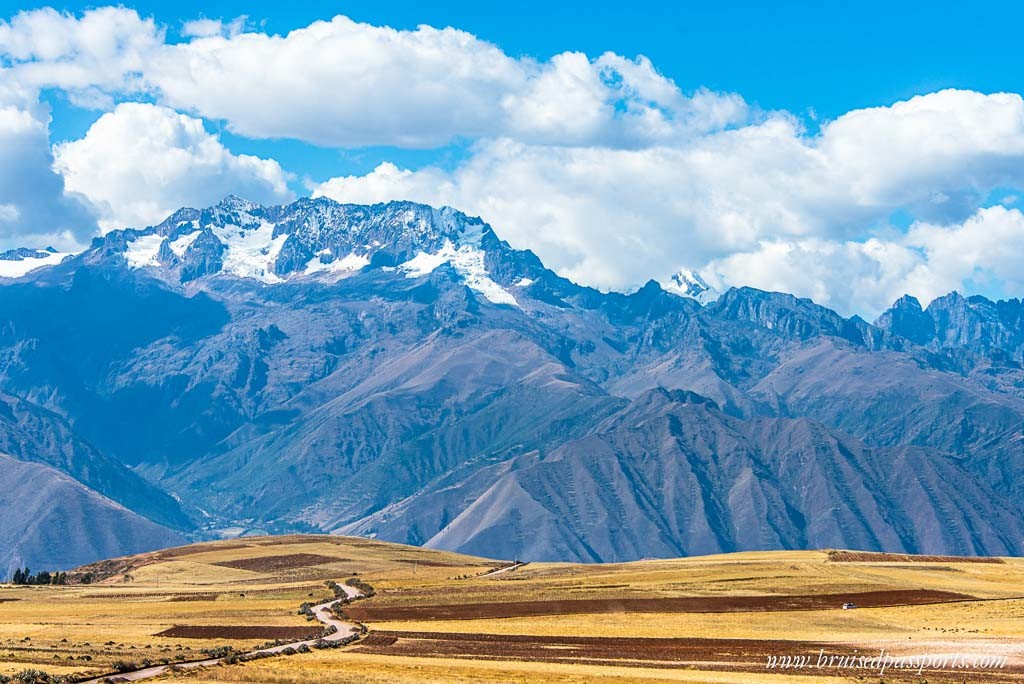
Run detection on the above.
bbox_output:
[201,646,235,659]
[13,670,61,684]
[345,577,376,598]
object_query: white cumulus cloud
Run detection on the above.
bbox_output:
[0,9,749,148]
[2,6,1024,315]
[53,102,294,231]
[180,16,246,39]
[314,89,1024,314]
[702,206,1024,316]
[0,85,97,249]
[0,6,161,104]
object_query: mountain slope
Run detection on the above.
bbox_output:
[168,327,619,529]
[345,389,1024,562]
[0,453,184,578]
[1,196,1024,563]
[0,391,192,530]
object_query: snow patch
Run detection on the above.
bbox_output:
[515,277,534,288]
[0,250,73,278]
[664,269,720,305]
[124,233,165,268]
[399,240,518,306]
[211,221,288,283]
[168,231,200,258]
[304,251,370,278]
[401,250,450,277]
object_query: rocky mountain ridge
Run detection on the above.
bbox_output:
[2,196,1023,567]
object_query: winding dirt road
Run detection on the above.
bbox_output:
[83,582,364,683]
[478,561,528,577]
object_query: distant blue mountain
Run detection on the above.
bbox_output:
[2,196,1024,570]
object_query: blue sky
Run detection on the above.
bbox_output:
[1,2,1024,316]
[19,0,1024,178]
[10,0,1020,113]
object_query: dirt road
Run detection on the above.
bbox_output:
[82,582,363,683]
[478,561,527,577]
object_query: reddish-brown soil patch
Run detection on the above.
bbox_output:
[827,551,1003,564]
[211,553,346,572]
[168,593,220,602]
[353,631,1023,680]
[158,542,252,558]
[82,586,324,602]
[358,634,399,647]
[395,559,467,568]
[356,630,848,665]
[154,625,323,640]
[348,589,971,621]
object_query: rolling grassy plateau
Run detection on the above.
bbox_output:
[1,536,1023,683]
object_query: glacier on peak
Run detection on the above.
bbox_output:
[304,251,371,278]
[0,247,76,278]
[124,233,165,269]
[3,196,709,313]
[664,269,720,305]
[210,220,289,284]
[399,239,519,307]
[168,230,201,258]
[105,196,525,305]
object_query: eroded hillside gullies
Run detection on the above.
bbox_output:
[1,196,1024,564]
[344,388,1024,562]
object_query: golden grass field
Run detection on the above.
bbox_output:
[2,536,1023,683]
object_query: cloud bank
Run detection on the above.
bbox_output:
[53,102,293,231]
[314,90,1024,314]
[1,6,1023,315]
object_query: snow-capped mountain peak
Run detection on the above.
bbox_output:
[104,197,529,305]
[664,269,720,305]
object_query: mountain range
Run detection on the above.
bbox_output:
[1,195,1023,574]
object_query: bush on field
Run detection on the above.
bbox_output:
[11,670,64,683]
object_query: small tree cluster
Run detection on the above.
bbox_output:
[9,568,67,585]
[324,580,347,600]
[200,645,236,660]
[345,576,375,598]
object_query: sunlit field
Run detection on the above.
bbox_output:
[2,537,1023,682]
